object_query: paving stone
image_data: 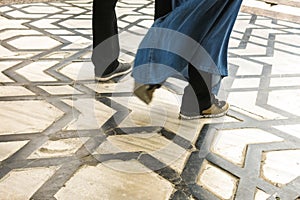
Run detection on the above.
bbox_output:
[28,137,89,158]
[6,10,47,18]
[255,189,271,200]
[0,100,64,135]
[63,99,116,130]
[103,133,189,173]
[227,91,284,120]
[0,167,58,200]
[211,128,283,166]
[59,19,92,29]
[261,150,300,186]
[0,86,35,96]
[16,61,59,81]
[8,36,62,50]
[268,90,300,116]
[197,160,238,200]
[0,140,29,161]
[22,5,62,13]
[231,78,261,88]
[0,61,21,82]
[38,85,82,95]
[270,77,300,87]
[0,29,43,40]
[58,62,94,81]
[273,124,300,139]
[54,161,174,200]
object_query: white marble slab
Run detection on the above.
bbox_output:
[16,61,59,82]
[0,100,64,135]
[55,161,173,200]
[0,86,35,97]
[0,167,58,199]
[212,128,283,166]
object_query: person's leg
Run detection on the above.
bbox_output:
[133,0,173,104]
[154,0,172,20]
[92,0,123,78]
[180,65,229,119]
[180,64,211,115]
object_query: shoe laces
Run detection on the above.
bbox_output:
[211,95,225,108]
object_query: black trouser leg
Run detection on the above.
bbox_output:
[180,65,212,114]
[154,0,172,20]
[92,0,119,76]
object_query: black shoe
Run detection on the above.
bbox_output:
[95,62,132,81]
[179,96,229,120]
[133,83,160,104]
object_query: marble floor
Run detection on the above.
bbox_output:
[0,0,300,199]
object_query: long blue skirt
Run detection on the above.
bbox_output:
[132,0,243,85]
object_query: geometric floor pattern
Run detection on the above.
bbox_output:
[0,0,300,199]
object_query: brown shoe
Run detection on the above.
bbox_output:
[133,83,160,104]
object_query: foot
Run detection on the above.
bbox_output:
[179,96,229,120]
[95,61,132,81]
[133,83,160,104]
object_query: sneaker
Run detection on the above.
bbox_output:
[179,97,229,120]
[95,61,132,81]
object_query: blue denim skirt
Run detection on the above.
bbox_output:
[132,0,243,85]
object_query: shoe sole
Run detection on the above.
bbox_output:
[95,68,132,82]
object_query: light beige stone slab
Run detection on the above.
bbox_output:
[271,51,300,75]
[6,10,46,19]
[63,98,116,130]
[59,19,92,29]
[0,140,29,161]
[268,90,300,116]
[8,36,61,50]
[0,6,12,12]
[59,62,94,80]
[261,150,300,186]
[0,100,64,135]
[30,19,60,29]
[137,19,154,28]
[227,91,284,120]
[251,28,285,39]
[55,161,173,200]
[0,86,35,97]
[60,36,91,50]
[0,167,57,200]
[273,124,300,139]
[270,77,300,87]
[229,57,263,76]
[61,6,86,14]
[103,133,189,172]
[0,61,20,82]
[212,128,283,166]
[23,5,62,13]
[255,189,271,200]
[29,138,89,159]
[0,29,43,40]
[38,85,82,95]
[0,16,28,29]
[16,61,59,81]
[0,45,16,58]
[86,75,134,94]
[0,47,39,59]
[43,51,76,59]
[231,78,261,88]
[119,31,144,53]
[197,160,238,200]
